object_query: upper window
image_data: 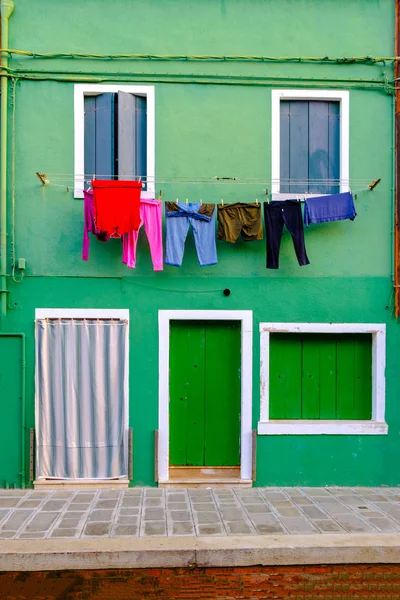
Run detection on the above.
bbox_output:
[74,85,155,199]
[271,90,349,198]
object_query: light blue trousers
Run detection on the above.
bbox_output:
[165,203,217,267]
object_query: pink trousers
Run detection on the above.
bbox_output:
[122,199,163,271]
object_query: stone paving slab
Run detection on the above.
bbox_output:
[0,487,400,539]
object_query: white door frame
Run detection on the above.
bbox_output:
[158,310,253,483]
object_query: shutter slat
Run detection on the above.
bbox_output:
[84,96,96,188]
[280,101,290,193]
[118,91,136,180]
[328,101,340,194]
[135,96,147,189]
[95,93,115,179]
[288,101,309,194]
[308,101,329,194]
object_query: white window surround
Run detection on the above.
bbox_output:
[271,89,350,199]
[259,322,387,435]
[34,308,130,485]
[158,310,253,483]
[74,84,155,199]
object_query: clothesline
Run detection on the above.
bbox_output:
[44,179,371,198]
[44,173,374,183]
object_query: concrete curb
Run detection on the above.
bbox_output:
[0,534,400,571]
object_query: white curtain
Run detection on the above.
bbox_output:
[36,318,128,479]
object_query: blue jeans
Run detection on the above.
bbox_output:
[165,203,217,267]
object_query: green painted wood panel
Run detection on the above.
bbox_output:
[336,336,356,420]
[269,333,372,420]
[301,337,320,418]
[169,321,241,467]
[269,334,302,419]
[318,337,337,419]
[0,338,22,487]
[354,336,372,419]
[169,321,206,465]
[204,321,241,466]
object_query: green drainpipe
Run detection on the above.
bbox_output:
[0,0,15,321]
[0,333,26,488]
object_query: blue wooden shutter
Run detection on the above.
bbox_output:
[280,100,339,194]
[117,91,136,181]
[135,96,147,189]
[117,92,147,188]
[84,96,96,186]
[84,93,115,184]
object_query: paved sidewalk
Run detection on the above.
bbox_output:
[0,486,400,540]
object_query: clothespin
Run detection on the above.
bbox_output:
[255,198,259,205]
[200,199,203,205]
[158,189,162,201]
[265,189,270,204]
[185,198,189,205]
[221,198,224,206]
[175,198,179,205]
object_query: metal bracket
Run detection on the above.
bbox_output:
[29,428,35,481]
[128,428,133,481]
[368,178,381,191]
[252,429,257,482]
[154,430,159,483]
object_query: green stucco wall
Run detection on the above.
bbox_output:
[0,0,397,487]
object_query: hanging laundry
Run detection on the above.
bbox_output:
[82,190,110,261]
[122,199,163,272]
[304,191,356,226]
[264,201,310,269]
[165,202,217,267]
[92,180,142,238]
[217,202,263,243]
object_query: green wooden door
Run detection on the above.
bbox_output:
[169,320,241,466]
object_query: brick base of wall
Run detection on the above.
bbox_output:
[1,565,400,599]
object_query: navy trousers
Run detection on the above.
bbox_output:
[264,201,310,269]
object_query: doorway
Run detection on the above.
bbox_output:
[169,320,241,475]
[157,310,253,485]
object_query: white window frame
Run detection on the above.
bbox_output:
[271,89,350,199]
[74,84,155,199]
[158,310,253,483]
[258,322,387,435]
[34,308,130,485]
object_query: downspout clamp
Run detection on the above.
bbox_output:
[0,0,14,322]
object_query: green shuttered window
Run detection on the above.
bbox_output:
[84,92,147,187]
[280,100,340,195]
[269,333,372,420]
